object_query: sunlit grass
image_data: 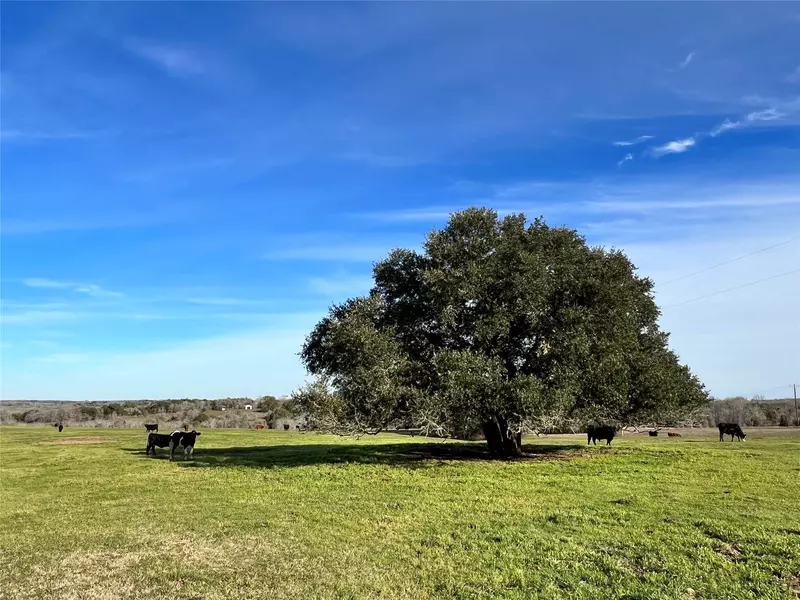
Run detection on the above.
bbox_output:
[1,426,798,599]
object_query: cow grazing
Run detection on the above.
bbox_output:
[718,423,746,442]
[144,423,159,432]
[648,431,658,437]
[255,425,265,430]
[667,432,682,438]
[587,425,616,446]
[146,430,202,460]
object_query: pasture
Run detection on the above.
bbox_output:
[1,427,798,600]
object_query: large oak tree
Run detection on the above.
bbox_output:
[295,209,708,456]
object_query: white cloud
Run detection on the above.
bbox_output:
[677,52,695,69]
[126,39,205,77]
[709,119,740,137]
[746,108,784,122]
[2,210,185,235]
[0,310,81,326]
[651,137,696,156]
[23,278,123,298]
[307,275,373,296]
[183,297,266,307]
[1,316,320,400]
[0,129,110,142]
[646,102,794,157]
[265,242,405,262]
[617,153,634,167]
[612,135,653,147]
[33,353,93,364]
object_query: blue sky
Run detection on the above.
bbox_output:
[2,2,799,401]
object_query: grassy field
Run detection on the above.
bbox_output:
[1,426,798,600]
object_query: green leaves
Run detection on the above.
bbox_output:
[297,208,708,453]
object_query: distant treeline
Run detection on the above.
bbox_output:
[0,395,796,430]
[0,396,303,429]
[704,396,798,428]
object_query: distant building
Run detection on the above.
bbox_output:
[244,404,253,410]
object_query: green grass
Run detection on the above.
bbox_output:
[1,426,799,600]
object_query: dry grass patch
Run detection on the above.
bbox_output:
[38,437,114,446]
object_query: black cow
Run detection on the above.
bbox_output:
[144,423,159,432]
[58,424,63,433]
[146,430,202,460]
[146,432,171,456]
[718,423,746,442]
[648,431,658,437]
[587,425,616,446]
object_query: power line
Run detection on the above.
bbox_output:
[663,268,800,307]
[746,384,794,397]
[658,234,800,286]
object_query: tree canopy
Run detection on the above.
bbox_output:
[294,208,708,456]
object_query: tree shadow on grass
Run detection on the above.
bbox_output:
[125,441,585,470]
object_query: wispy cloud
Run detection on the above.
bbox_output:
[361,179,800,226]
[0,310,81,326]
[746,108,784,122]
[23,278,123,298]
[677,52,695,70]
[617,153,634,167]
[0,129,111,143]
[785,65,800,84]
[33,353,92,364]
[1,209,189,235]
[612,135,653,147]
[651,105,791,156]
[126,39,205,77]
[307,274,374,296]
[651,137,696,157]
[709,119,740,137]
[2,316,320,400]
[183,297,266,307]
[357,207,460,223]
[264,243,404,262]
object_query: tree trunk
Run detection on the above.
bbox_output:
[482,417,522,457]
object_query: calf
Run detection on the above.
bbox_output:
[144,423,159,432]
[718,423,746,442]
[587,425,616,446]
[667,432,682,438]
[146,430,202,460]
[648,431,658,437]
[169,430,201,460]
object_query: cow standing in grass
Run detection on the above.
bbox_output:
[718,423,747,442]
[587,425,616,446]
[146,430,202,460]
[144,424,158,432]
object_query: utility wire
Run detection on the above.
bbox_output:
[658,234,800,286]
[662,268,800,307]
[746,384,794,397]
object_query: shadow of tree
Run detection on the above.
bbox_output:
[126,441,585,469]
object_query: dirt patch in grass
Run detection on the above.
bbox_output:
[716,543,742,562]
[39,438,114,446]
